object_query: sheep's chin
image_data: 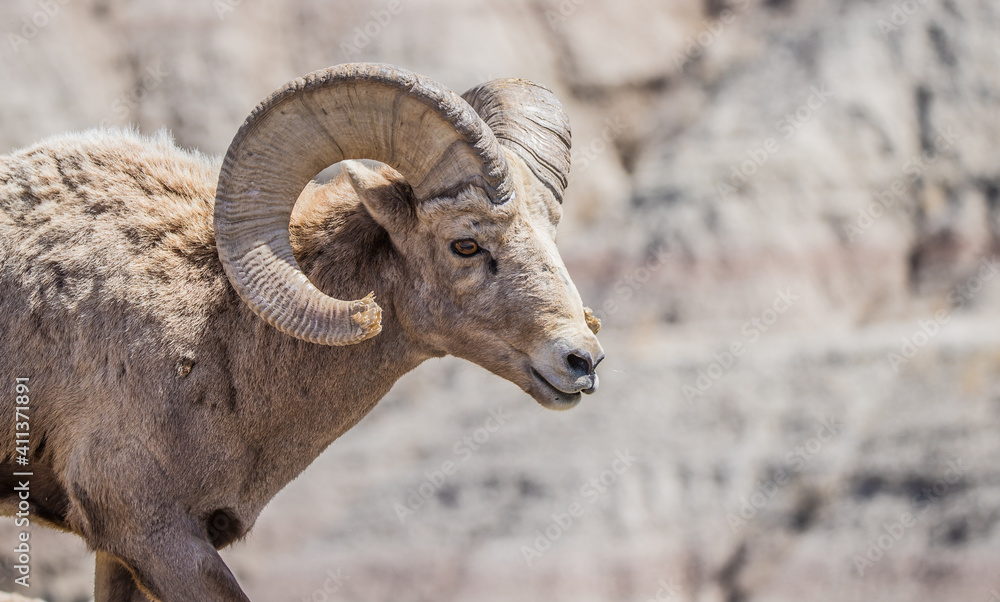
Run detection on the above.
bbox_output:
[529,369,583,410]
[537,393,582,411]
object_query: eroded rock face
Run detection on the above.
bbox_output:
[2,0,997,324]
[617,0,1000,330]
[0,0,998,600]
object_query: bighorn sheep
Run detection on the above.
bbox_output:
[0,63,603,601]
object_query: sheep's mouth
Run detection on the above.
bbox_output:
[529,367,582,410]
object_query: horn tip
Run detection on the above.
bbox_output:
[349,292,383,341]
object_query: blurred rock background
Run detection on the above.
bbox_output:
[1,0,999,600]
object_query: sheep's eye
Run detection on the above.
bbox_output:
[452,239,480,256]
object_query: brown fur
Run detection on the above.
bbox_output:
[0,128,602,600]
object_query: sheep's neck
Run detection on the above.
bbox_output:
[225,193,431,504]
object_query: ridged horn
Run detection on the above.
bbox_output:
[462,79,572,203]
[214,63,514,346]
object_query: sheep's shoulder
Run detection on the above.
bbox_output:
[0,129,231,349]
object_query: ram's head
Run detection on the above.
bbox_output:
[214,63,604,409]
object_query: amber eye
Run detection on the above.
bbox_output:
[452,239,480,256]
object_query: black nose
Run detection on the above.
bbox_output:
[567,350,603,376]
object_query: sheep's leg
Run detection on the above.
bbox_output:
[92,518,250,602]
[95,551,151,601]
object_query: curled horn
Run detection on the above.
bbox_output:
[214,63,514,346]
[462,79,572,203]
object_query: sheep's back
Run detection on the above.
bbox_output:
[0,130,238,461]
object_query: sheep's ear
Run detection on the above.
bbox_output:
[342,160,413,231]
